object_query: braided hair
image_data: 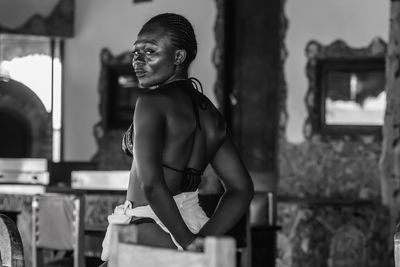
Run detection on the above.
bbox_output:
[140,13,197,64]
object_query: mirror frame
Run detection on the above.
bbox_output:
[0,0,74,37]
[303,38,387,139]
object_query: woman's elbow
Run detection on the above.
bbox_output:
[244,179,255,200]
[140,182,157,198]
[246,184,255,203]
[232,182,254,203]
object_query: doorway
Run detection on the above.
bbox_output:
[0,109,32,158]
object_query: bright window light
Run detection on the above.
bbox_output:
[0,34,63,162]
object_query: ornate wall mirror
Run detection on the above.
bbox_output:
[98,48,147,130]
[92,48,146,169]
[304,38,387,139]
[0,0,74,37]
[0,34,62,160]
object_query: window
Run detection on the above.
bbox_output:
[0,34,63,161]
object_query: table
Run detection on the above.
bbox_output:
[0,186,126,267]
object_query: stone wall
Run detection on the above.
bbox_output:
[276,199,389,267]
[279,138,381,199]
[277,138,391,267]
[276,31,391,266]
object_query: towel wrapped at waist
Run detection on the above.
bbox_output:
[101,190,209,261]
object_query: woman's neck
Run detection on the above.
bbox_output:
[150,73,189,89]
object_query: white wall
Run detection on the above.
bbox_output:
[63,0,216,160]
[285,0,389,143]
[63,0,390,157]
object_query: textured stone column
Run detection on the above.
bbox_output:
[379,0,400,247]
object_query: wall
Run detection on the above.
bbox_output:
[285,0,389,143]
[278,2,393,265]
[63,0,216,160]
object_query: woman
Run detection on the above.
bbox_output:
[101,12,254,261]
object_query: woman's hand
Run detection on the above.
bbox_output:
[184,235,204,252]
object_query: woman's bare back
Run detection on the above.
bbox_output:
[127,80,226,206]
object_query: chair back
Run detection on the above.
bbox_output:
[108,224,236,267]
[395,225,400,267]
[0,213,24,267]
[31,193,85,267]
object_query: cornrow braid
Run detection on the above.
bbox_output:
[141,13,197,63]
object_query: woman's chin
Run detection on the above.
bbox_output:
[137,79,151,88]
[138,82,147,89]
[138,79,161,90]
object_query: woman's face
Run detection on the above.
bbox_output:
[132,24,178,88]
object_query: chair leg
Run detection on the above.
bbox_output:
[33,248,45,267]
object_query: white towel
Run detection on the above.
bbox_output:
[101,191,209,261]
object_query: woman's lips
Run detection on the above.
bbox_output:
[135,70,146,78]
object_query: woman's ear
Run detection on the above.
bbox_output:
[174,49,187,65]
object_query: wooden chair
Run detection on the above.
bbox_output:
[108,224,236,267]
[31,193,85,267]
[395,226,400,267]
[0,213,25,267]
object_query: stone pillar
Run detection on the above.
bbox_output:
[379,0,400,248]
[228,0,282,192]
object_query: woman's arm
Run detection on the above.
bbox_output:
[133,95,196,248]
[198,131,254,236]
[126,161,136,201]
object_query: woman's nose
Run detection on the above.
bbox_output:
[132,54,145,68]
[133,51,145,62]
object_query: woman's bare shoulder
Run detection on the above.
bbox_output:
[200,96,227,142]
[135,89,169,110]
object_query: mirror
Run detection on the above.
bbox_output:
[0,34,61,159]
[304,38,387,139]
[92,48,141,170]
[0,0,74,37]
[104,63,142,129]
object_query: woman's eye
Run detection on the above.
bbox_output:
[145,49,154,55]
[132,50,139,57]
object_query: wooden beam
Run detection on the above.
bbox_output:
[379,0,400,257]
